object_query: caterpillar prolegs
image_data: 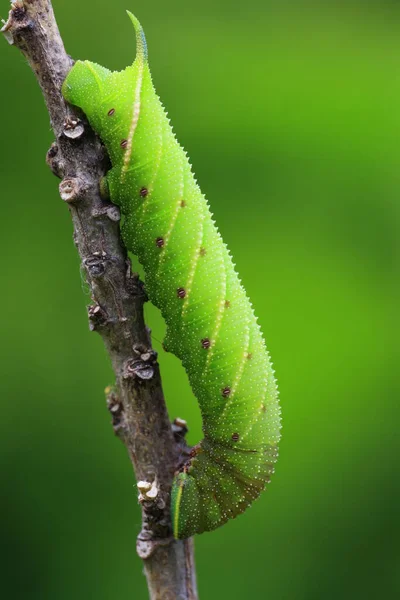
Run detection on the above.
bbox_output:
[62,12,281,539]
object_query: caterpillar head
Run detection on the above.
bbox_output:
[62,60,111,129]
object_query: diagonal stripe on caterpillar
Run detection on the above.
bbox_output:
[62,11,281,539]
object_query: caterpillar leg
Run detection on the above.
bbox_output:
[99,175,110,201]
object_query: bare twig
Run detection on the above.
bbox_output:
[1,2,198,598]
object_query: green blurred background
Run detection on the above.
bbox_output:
[1,0,398,598]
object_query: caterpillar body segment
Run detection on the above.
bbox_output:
[62,12,281,539]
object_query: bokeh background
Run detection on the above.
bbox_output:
[1,0,398,598]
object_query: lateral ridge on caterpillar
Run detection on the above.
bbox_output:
[62,11,281,539]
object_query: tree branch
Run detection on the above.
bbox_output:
[1,2,198,598]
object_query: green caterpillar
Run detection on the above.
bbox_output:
[62,12,281,539]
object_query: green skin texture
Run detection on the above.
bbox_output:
[62,12,281,539]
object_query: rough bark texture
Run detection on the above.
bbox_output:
[1,2,198,598]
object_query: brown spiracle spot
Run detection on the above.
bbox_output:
[201,338,211,349]
[261,404,267,413]
[231,432,240,442]
[222,386,231,398]
[155,237,164,248]
[247,352,253,360]
[180,200,186,208]
[120,139,128,148]
[177,287,186,299]
[225,300,231,309]
[199,247,206,257]
[140,187,149,197]
[107,108,115,116]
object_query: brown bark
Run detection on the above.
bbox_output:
[1,2,198,598]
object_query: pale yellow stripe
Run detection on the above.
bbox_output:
[240,349,269,443]
[181,213,205,318]
[173,482,184,539]
[219,318,251,419]
[137,127,164,225]
[120,61,144,183]
[156,153,185,276]
[239,383,269,444]
[203,282,227,373]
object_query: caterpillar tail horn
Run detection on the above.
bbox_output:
[126,11,148,63]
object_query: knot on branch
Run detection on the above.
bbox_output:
[59,177,86,203]
[10,2,25,22]
[172,418,192,470]
[88,303,108,331]
[84,252,108,278]
[0,2,27,44]
[136,478,172,559]
[137,479,163,505]
[1,2,32,44]
[172,417,188,441]
[84,252,122,282]
[91,203,121,222]
[123,346,158,381]
[105,386,126,439]
[127,271,147,301]
[105,205,121,222]
[46,143,65,178]
[137,478,168,521]
[63,116,84,139]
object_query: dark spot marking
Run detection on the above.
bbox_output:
[231,432,240,442]
[222,386,231,398]
[140,187,148,197]
[156,237,164,248]
[177,287,186,299]
[261,404,267,413]
[108,108,115,116]
[120,139,128,148]
[247,353,253,360]
[180,200,186,208]
[225,300,231,309]
[12,5,25,21]
[201,338,211,349]
[200,247,206,256]
[47,144,58,159]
